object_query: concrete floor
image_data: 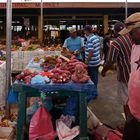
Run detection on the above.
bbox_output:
[88,70,125,128]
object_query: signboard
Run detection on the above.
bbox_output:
[0,3,59,9]
[0,1,139,9]
[0,0,140,2]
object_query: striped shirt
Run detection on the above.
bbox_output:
[106,33,133,83]
[85,34,101,66]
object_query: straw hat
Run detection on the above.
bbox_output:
[119,12,140,35]
[68,27,76,34]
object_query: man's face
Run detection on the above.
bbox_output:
[70,32,77,38]
[84,30,89,36]
[131,27,140,45]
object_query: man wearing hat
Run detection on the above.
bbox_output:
[84,25,101,93]
[63,27,84,61]
[101,21,133,107]
[119,12,140,140]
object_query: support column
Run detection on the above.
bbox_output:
[103,15,109,34]
[38,16,43,42]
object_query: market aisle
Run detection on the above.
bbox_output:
[88,70,125,128]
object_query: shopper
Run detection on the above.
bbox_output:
[63,27,84,61]
[84,25,101,90]
[118,12,140,140]
[103,32,111,61]
[101,22,133,106]
[114,21,125,38]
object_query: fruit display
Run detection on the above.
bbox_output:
[21,44,40,51]
[61,48,73,59]
[16,69,38,84]
[0,56,6,61]
[34,56,40,63]
[0,106,17,128]
[51,68,71,83]
[40,71,53,78]
[15,50,89,84]
[67,57,87,74]
[40,56,58,70]
[0,45,5,51]
[11,45,19,51]
[72,64,89,83]
[44,44,62,51]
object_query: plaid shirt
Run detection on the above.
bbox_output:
[106,33,133,83]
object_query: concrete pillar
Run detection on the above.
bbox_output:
[38,16,43,42]
[103,15,109,34]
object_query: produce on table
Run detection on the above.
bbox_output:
[61,48,73,59]
[21,44,40,51]
[16,69,38,84]
[11,45,19,51]
[72,64,89,83]
[34,56,40,63]
[40,72,53,78]
[67,57,87,74]
[0,56,6,61]
[40,56,58,70]
[51,68,71,83]
[0,106,17,128]
[44,44,62,51]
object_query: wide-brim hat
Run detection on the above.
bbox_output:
[119,12,140,35]
[68,27,76,34]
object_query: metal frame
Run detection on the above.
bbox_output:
[5,0,12,114]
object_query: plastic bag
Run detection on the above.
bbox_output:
[29,104,56,140]
[60,115,75,128]
[56,119,79,140]
[7,89,18,103]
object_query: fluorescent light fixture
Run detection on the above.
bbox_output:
[12,21,20,23]
[60,21,67,23]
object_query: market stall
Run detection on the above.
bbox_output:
[0,43,62,72]
[0,61,6,106]
[9,53,97,140]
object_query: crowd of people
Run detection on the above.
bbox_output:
[63,12,140,140]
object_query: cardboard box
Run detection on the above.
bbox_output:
[0,127,14,140]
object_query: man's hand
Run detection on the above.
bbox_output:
[85,59,89,65]
[101,68,106,77]
[73,50,80,55]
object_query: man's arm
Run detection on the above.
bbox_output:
[63,39,67,48]
[85,37,95,64]
[101,43,119,76]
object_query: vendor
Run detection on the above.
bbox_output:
[63,27,84,61]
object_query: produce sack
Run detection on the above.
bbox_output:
[29,104,56,140]
[56,119,79,140]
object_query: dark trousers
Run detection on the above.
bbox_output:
[88,66,99,89]
[123,109,140,140]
